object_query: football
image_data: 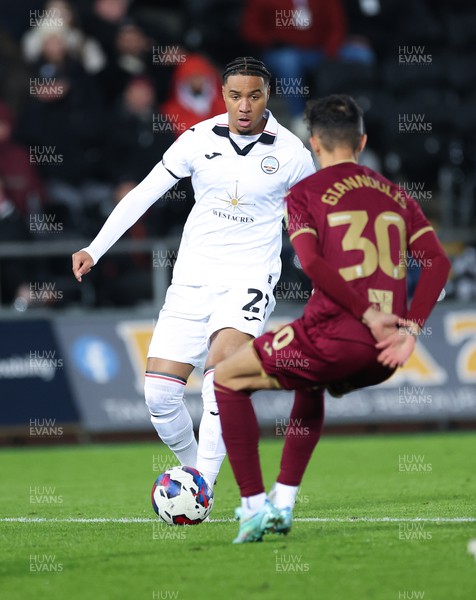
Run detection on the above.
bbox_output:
[151,466,214,525]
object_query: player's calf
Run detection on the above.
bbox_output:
[196,368,226,487]
[144,372,197,467]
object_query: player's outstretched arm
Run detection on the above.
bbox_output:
[72,250,94,282]
[77,162,180,268]
[70,128,194,275]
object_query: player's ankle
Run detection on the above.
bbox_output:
[241,492,267,517]
[272,482,299,510]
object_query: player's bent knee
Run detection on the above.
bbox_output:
[226,377,249,392]
[144,374,186,418]
[214,368,249,393]
[213,364,229,389]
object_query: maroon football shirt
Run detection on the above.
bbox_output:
[286,161,433,345]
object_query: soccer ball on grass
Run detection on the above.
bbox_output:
[151,466,214,525]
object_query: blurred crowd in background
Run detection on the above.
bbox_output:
[0,0,475,309]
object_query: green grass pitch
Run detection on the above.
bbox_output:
[1,432,475,600]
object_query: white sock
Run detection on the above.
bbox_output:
[271,482,299,510]
[196,369,226,486]
[145,373,197,467]
[241,493,267,516]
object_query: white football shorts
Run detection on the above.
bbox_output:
[147,281,276,368]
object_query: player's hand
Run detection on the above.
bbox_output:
[362,307,399,343]
[72,250,94,282]
[376,319,419,368]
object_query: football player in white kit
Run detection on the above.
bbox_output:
[72,57,315,488]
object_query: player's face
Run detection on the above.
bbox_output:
[222,75,270,135]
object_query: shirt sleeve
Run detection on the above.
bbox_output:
[161,128,195,179]
[83,161,179,265]
[285,186,317,241]
[404,197,451,326]
[287,145,315,189]
[406,195,434,245]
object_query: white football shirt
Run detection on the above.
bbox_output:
[84,110,315,286]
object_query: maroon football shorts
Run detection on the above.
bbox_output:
[253,318,394,393]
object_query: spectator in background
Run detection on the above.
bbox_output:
[0,27,30,115]
[22,0,106,75]
[0,171,87,311]
[16,26,105,233]
[103,76,193,239]
[96,19,172,107]
[241,0,347,136]
[82,0,132,62]
[0,175,35,308]
[340,0,391,56]
[105,75,175,183]
[181,0,249,66]
[161,53,225,137]
[0,101,46,219]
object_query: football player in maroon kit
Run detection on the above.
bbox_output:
[214,94,451,543]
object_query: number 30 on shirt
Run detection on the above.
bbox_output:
[327,210,407,282]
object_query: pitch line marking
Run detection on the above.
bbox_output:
[1,517,475,524]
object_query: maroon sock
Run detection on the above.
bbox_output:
[215,382,265,497]
[277,388,325,486]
